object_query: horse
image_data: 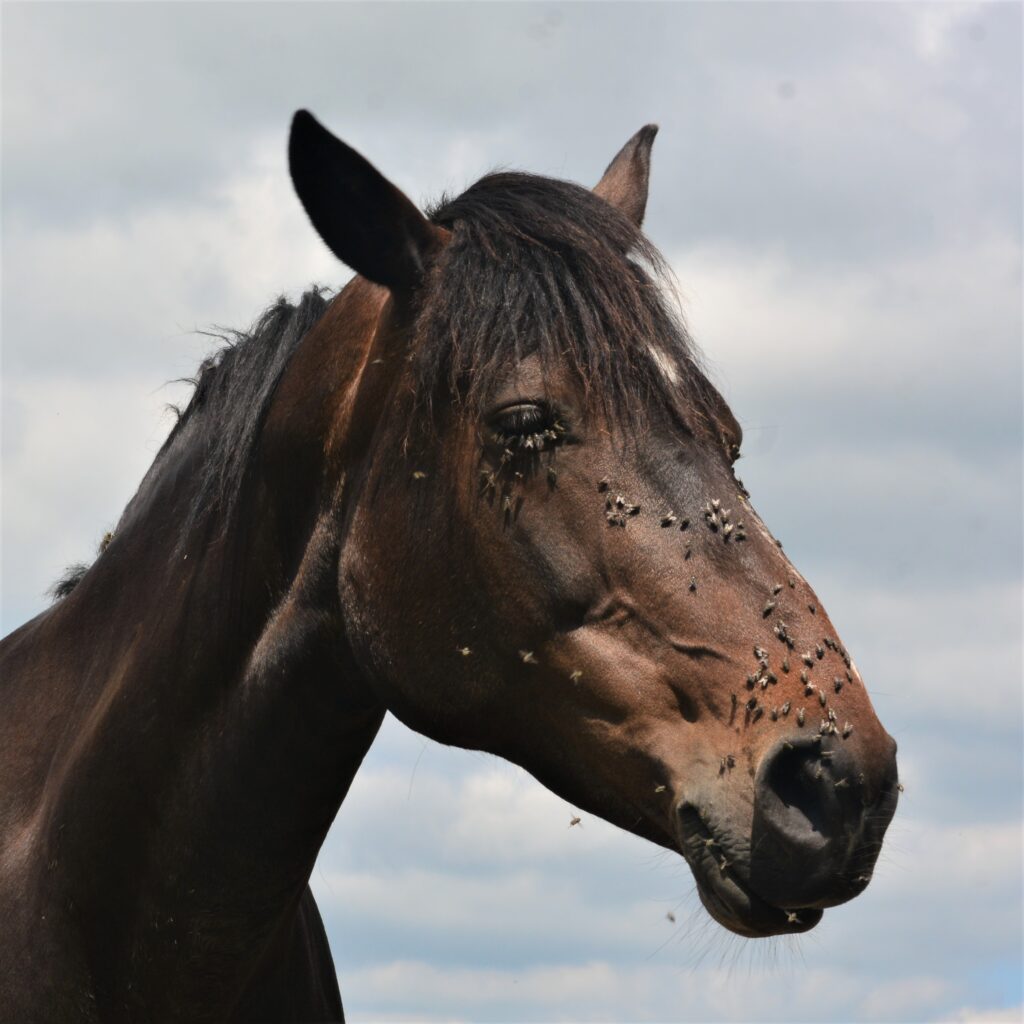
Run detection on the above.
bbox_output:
[0,111,899,1022]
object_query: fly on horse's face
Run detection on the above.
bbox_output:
[290,112,899,939]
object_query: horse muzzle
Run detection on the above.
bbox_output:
[675,731,899,937]
[748,733,900,909]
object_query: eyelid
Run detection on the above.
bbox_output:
[487,400,555,435]
[484,399,569,453]
[490,408,548,440]
[489,397,550,416]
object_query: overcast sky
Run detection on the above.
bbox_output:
[2,2,1021,1022]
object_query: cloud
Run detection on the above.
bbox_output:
[2,136,339,381]
[937,1006,1024,1024]
[670,237,1022,462]
[820,579,1021,733]
[0,371,188,627]
[4,3,1019,263]
[913,4,987,63]
[337,959,967,1023]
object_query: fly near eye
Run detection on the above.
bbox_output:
[487,402,566,454]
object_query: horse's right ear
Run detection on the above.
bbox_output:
[593,124,658,227]
[288,110,447,292]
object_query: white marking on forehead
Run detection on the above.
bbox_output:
[648,345,680,386]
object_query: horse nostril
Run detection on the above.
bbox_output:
[758,741,840,851]
[749,739,866,907]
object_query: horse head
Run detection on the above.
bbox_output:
[288,111,899,938]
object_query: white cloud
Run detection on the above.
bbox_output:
[317,865,663,955]
[3,136,340,381]
[0,372,187,625]
[820,579,1022,732]
[338,959,966,1023]
[669,236,1020,448]
[913,4,985,63]
[938,1006,1024,1023]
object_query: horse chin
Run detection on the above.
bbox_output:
[692,871,824,939]
[676,807,824,938]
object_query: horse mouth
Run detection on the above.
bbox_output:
[676,806,824,938]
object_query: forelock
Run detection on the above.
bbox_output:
[410,172,718,432]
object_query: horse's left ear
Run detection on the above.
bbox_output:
[593,124,659,227]
[288,110,447,292]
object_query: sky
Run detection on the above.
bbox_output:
[1,2,1021,1021]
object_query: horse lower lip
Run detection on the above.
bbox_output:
[677,808,825,936]
[696,864,823,937]
[695,870,824,937]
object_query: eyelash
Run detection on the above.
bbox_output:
[488,403,567,452]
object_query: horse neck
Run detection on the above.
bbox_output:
[6,280,391,1009]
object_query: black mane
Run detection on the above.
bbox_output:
[161,288,330,541]
[52,289,330,597]
[48,563,91,601]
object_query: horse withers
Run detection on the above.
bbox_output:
[0,112,898,1021]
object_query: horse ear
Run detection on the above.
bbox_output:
[593,124,659,227]
[288,110,446,292]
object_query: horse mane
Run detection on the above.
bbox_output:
[51,171,721,598]
[50,289,330,598]
[48,563,92,601]
[416,171,717,429]
[163,288,331,541]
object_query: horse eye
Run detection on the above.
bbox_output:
[492,403,548,436]
[487,402,566,452]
